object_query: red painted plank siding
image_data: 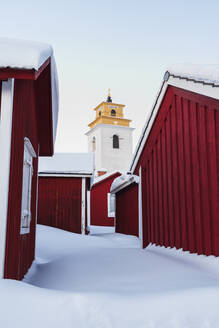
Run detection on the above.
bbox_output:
[135,86,219,256]
[90,173,121,226]
[116,184,139,237]
[0,81,2,116]
[38,177,82,234]
[5,79,39,280]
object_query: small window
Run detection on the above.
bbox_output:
[113,135,119,149]
[20,138,36,235]
[111,109,116,116]
[99,111,101,116]
[92,136,96,152]
[107,193,116,217]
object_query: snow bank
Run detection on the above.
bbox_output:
[38,152,94,175]
[110,173,139,193]
[1,225,219,327]
[167,63,219,86]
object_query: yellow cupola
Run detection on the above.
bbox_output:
[88,89,131,129]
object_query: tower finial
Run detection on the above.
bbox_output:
[107,88,112,102]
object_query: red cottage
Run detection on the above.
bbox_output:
[110,174,140,238]
[38,153,94,234]
[90,172,121,228]
[113,65,219,256]
[0,38,59,280]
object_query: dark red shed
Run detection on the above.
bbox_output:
[126,64,219,256]
[0,38,59,280]
[110,174,140,239]
[90,172,121,228]
[38,153,94,234]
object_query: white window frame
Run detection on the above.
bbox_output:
[107,193,115,217]
[20,137,36,235]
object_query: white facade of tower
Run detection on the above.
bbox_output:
[86,124,134,175]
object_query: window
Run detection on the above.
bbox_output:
[111,109,116,116]
[20,138,36,234]
[92,136,96,152]
[113,134,119,149]
[99,111,101,116]
[107,193,116,217]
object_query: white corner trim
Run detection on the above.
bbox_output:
[24,137,37,158]
[87,190,90,229]
[0,79,14,278]
[138,166,143,247]
[81,178,86,234]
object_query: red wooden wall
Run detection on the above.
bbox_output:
[0,81,2,116]
[38,177,82,234]
[116,184,139,237]
[135,85,219,256]
[5,79,39,280]
[4,62,53,280]
[90,173,121,226]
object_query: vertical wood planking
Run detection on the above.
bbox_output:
[157,134,164,246]
[206,108,219,255]
[153,145,159,245]
[166,110,175,247]
[133,85,219,257]
[197,105,212,255]
[161,123,169,247]
[176,96,188,250]
[183,99,196,253]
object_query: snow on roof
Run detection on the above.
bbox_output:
[167,64,219,86]
[110,173,139,194]
[0,38,59,144]
[93,171,122,185]
[38,153,94,175]
[0,38,53,70]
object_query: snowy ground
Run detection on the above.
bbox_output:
[1,225,219,327]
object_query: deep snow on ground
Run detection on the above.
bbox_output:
[1,225,219,327]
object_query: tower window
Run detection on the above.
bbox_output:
[111,109,116,116]
[92,136,96,152]
[113,135,119,149]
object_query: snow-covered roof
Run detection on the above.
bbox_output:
[130,64,219,172]
[167,64,219,86]
[38,153,94,176]
[0,38,59,145]
[0,38,53,70]
[110,173,139,194]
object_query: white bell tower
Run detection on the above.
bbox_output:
[85,90,134,176]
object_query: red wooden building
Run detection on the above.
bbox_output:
[90,172,121,228]
[38,153,94,234]
[112,65,219,256]
[0,38,59,280]
[110,174,139,238]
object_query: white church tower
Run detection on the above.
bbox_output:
[85,90,134,176]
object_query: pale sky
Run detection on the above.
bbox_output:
[0,0,219,153]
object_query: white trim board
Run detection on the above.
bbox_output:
[38,173,92,178]
[0,79,14,278]
[81,178,86,235]
[138,166,143,247]
[130,74,219,173]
